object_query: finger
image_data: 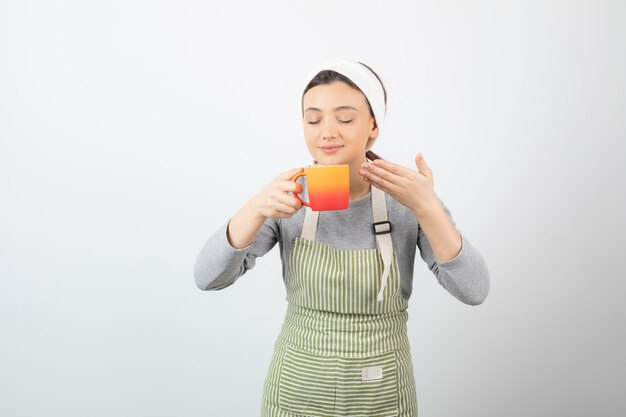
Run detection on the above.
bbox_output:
[362,160,403,188]
[275,200,300,215]
[279,167,304,180]
[286,191,304,207]
[361,167,395,192]
[369,158,411,178]
[276,189,303,207]
[282,179,303,194]
[414,153,432,177]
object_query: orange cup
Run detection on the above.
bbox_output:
[291,165,350,211]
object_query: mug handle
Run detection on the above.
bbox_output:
[291,171,310,207]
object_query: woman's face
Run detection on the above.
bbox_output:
[302,81,378,165]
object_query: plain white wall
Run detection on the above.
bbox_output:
[1,1,625,416]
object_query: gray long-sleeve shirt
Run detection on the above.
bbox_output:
[194,178,490,305]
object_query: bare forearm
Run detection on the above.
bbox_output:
[227,200,267,249]
[413,201,462,263]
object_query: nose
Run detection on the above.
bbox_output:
[320,117,339,140]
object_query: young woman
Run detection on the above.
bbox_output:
[194,58,490,417]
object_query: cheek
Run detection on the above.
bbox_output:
[302,124,315,138]
[303,123,318,135]
[303,133,317,147]
[344,124,369,140]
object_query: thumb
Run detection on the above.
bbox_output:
[415,153,431,176]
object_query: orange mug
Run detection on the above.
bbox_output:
[291,165,350,211]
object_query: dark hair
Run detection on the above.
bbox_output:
[302,62,388,164]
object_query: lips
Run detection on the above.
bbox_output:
[320,145,343,154]
[319,145,343,149]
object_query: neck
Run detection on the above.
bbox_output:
[348,157,371,202]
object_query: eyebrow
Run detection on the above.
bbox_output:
[304,106,358,112]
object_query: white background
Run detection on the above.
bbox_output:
[1,1,625,416]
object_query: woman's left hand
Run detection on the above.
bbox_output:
[359,153,439,217]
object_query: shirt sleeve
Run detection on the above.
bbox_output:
[416,194,490,305]
[193,216,280,291]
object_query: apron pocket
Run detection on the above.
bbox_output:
[278,346,399,417]
[334,350,399,417]
[278,345,337,417]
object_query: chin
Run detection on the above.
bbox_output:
[317,155,347,164]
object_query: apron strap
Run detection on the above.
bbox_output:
[372,183,393,302]
[301,205,318,241]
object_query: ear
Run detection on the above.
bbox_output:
[370,118,379,139]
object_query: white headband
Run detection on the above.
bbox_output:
[300,58,386,151]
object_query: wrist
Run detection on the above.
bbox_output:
[245,198,267,223]
[412,195,441,220]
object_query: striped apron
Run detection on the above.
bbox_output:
[261,182,418,417]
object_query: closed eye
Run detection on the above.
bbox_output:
[307,120,353,124]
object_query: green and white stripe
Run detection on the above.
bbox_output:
[261,228,418,416]
[276,304,410,358]
[286,237,409,315]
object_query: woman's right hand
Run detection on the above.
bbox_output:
[250,167,305,219]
